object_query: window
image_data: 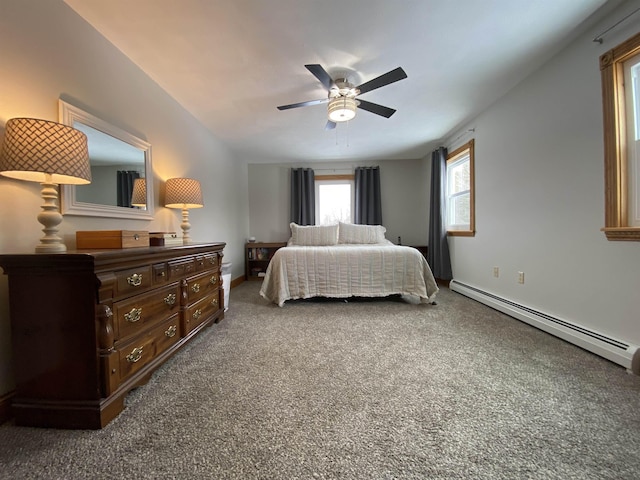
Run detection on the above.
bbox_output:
[315,175,354,225]
[600,31,640,240]
[446,140,475,236]
[625,52,640,227]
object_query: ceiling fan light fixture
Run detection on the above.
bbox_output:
[328,97,357,122]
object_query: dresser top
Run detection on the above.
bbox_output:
[0,242,226,273]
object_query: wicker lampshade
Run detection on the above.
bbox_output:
[0,118,91,185]
[164,177,204,209]
[131,177,147,207]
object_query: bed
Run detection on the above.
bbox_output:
[259,222,439,307]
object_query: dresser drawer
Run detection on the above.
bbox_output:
[115,265,153,297]
[185,270,221,304]
[153,315,181,358]
[152,262,169,285]
[203,253,219,269]
[168,258,196,279]
[117,315,181,384]
[183,291,220,335]
[112,283,180,341]
[194,255,206,271]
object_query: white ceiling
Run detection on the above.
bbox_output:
[64,0,614,163]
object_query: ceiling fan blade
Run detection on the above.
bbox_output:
[277,98,330,110]
[357,99,396,118]
[305,64,336,91]
[325,120,336,130]
[356,67,407,95]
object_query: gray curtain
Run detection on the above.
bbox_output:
[427,148,453,280]
[290,168,315,225]
[354,166,382,225]
[117,170,140,208]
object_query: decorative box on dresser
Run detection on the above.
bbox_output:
[0,242,225,429]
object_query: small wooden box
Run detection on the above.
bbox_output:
[76,230,150,249]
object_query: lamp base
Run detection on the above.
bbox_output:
[35,179,67,253]
[180,207,191,244]
[36,242,67,253]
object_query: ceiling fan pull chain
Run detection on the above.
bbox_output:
[346,118,350,148]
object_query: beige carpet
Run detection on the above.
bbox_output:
[1,283,639,479]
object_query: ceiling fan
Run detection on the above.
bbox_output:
[277,64,407,130]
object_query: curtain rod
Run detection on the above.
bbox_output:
[449,128,475,145]
[593,6,640,44]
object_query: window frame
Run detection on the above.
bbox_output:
[314,174,354,226]
[446,139,475,237]
[600,30,640,241]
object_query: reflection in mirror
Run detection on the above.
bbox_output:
[58,100,154,220]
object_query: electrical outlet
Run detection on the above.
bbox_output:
[518,271,525,284]
[493,267,499,278]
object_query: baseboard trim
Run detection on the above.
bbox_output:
[0,390,14,425]
[450,280,639,374]
[230,276,244,289]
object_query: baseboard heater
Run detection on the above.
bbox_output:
[450,280,639,375]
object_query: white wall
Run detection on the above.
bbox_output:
[247,159,430,245]
[0,1,249,396]
[446,1,640,348]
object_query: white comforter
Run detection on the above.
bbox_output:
[259,243,439,306]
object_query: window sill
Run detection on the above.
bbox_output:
[601,227,640,241]
[447,230,475,237]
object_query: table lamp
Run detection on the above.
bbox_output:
[0,118,91,252]
[164,177,203,243]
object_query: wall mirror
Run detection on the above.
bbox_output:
[58,99,154,220]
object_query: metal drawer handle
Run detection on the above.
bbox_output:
[209,275,217,285]
[208,257,216,265]
[124,307,142,323]
[127,273,143,287]
[164,293,176,306]
[165,325,177,338]
[191,283,201,293]
[192,309,202,321]
[126,347,143,363]
[211,298,218,307]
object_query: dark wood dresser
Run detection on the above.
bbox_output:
[0,242,225,429]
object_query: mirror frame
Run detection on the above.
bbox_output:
[58,99,154,220]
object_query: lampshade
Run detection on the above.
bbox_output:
[328,97,357,123]
[130,177,147,207]
[165,177,204,209]
[0,118,91,185]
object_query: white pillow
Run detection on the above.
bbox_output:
[338,222,387,244]
[289,223,338,246]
